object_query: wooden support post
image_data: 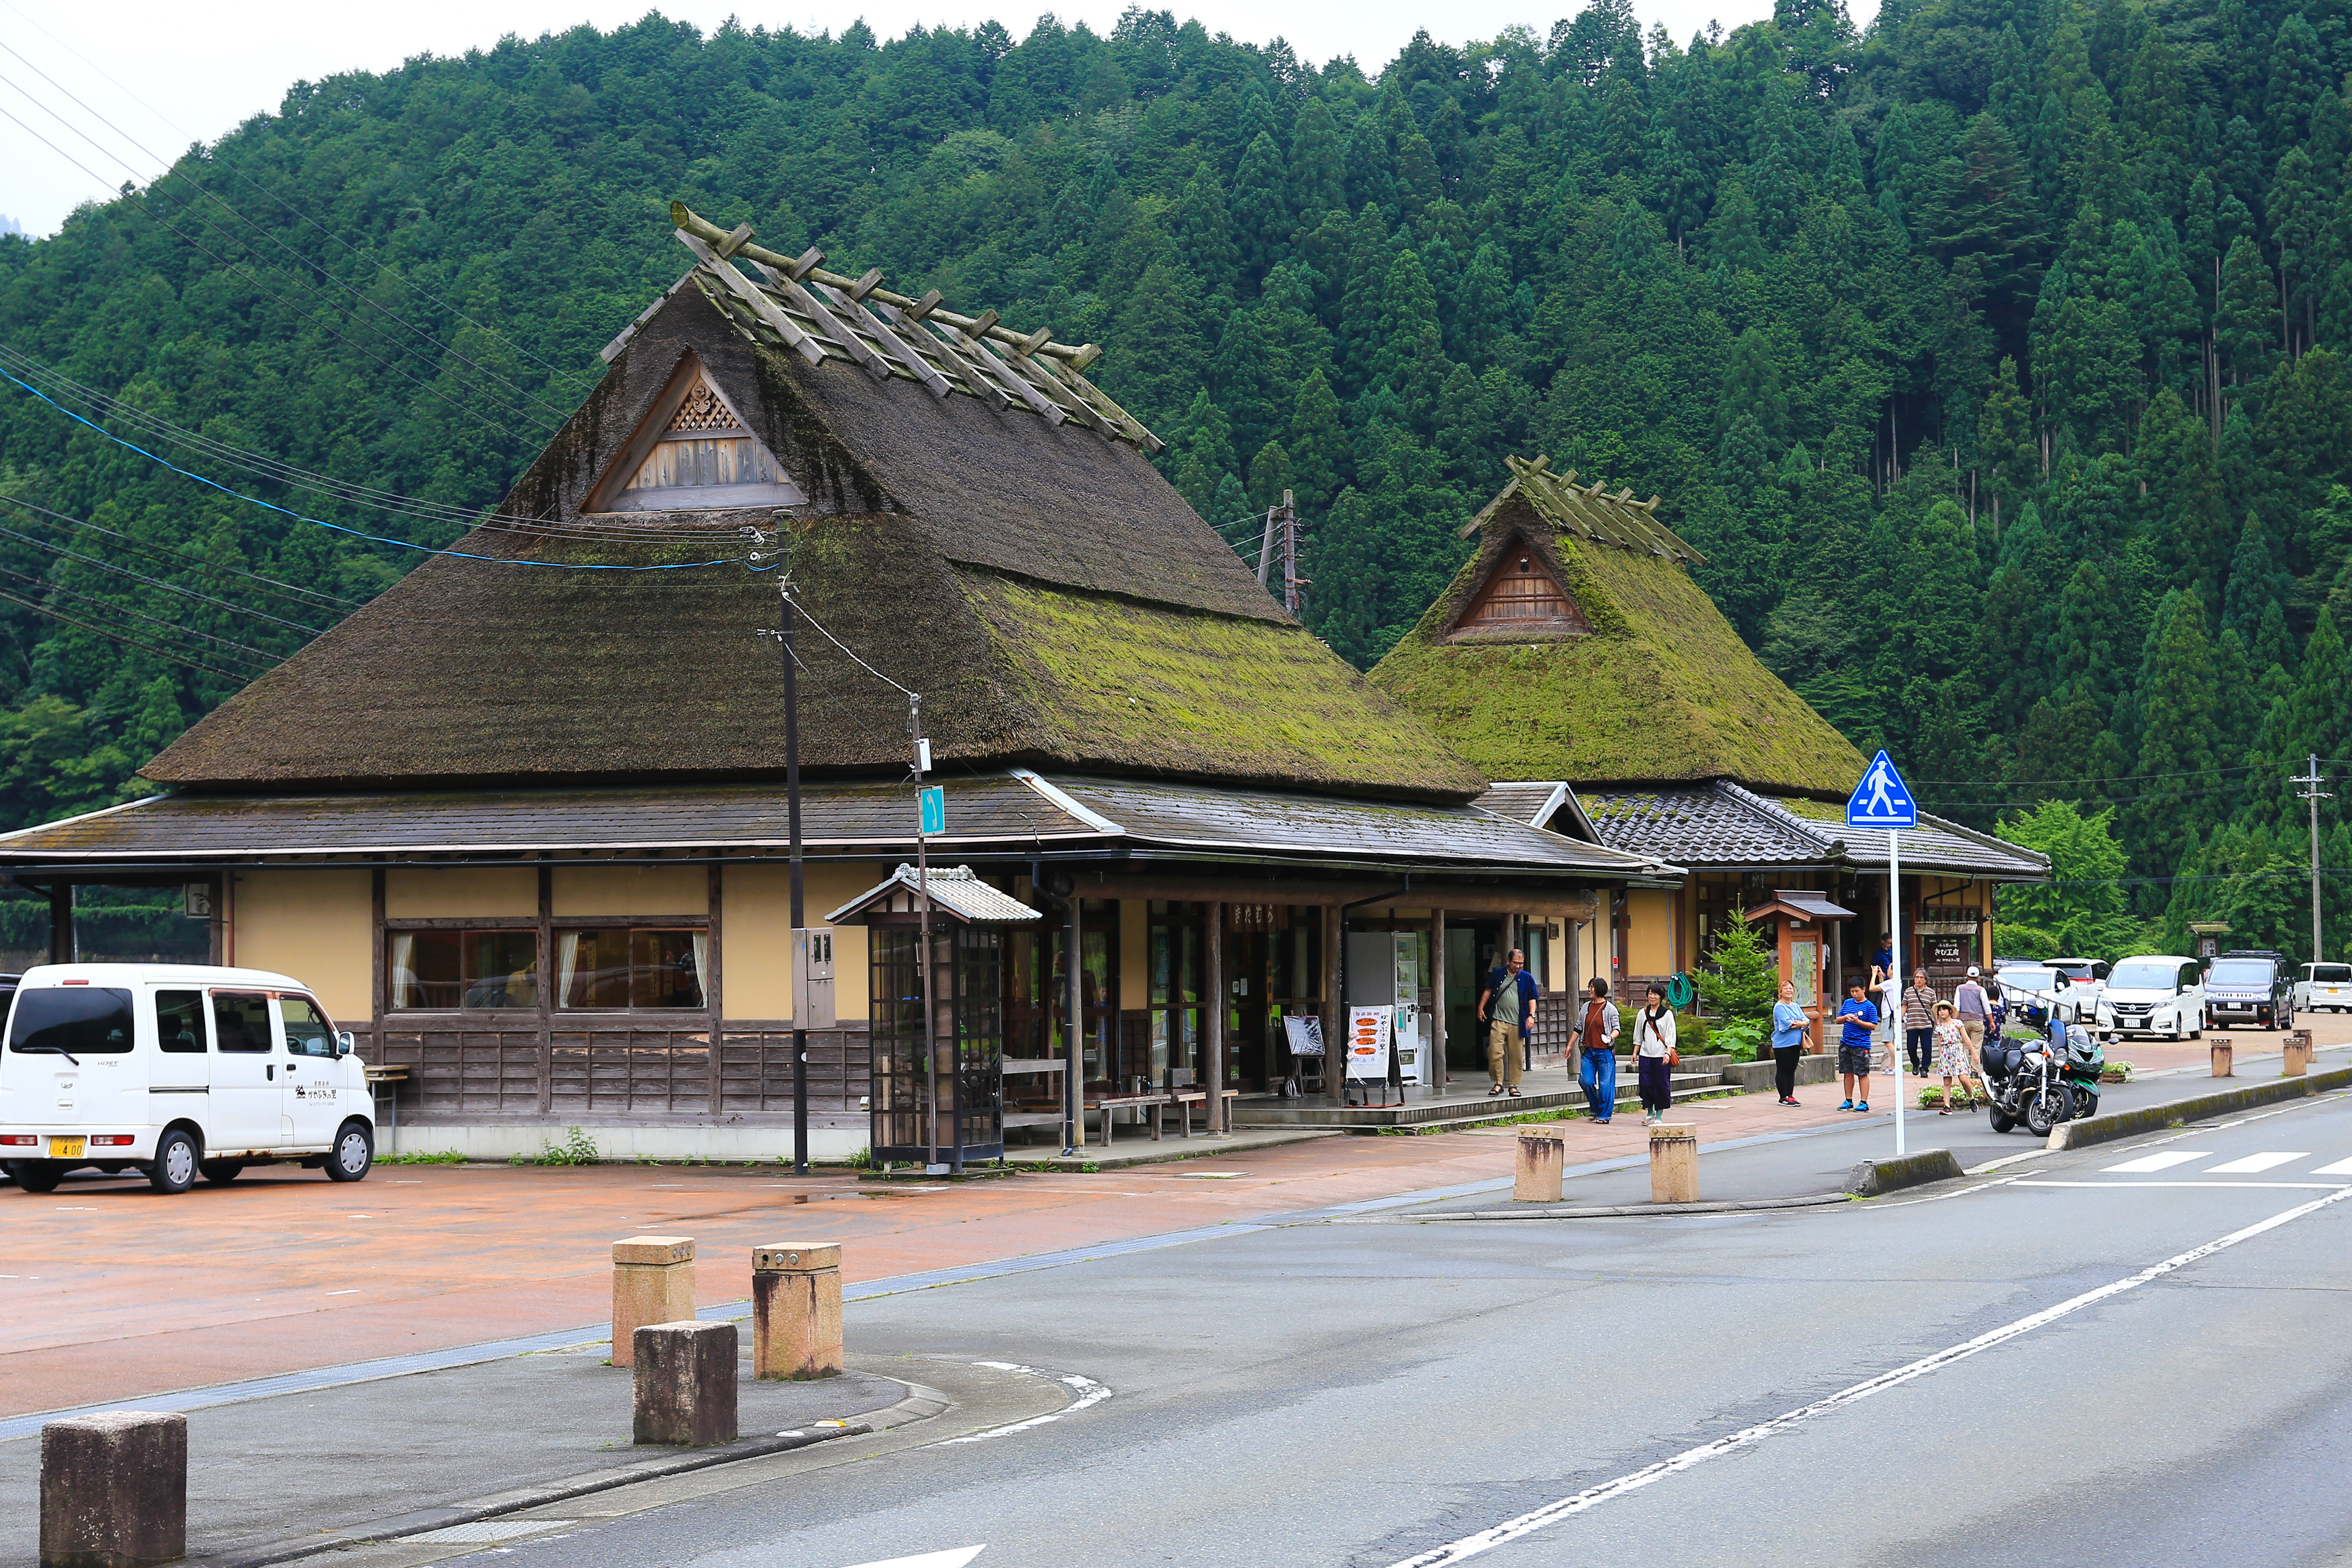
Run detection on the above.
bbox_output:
[1323,906,1344,1106]
[1429,908,1448,1096]
[47,884,69,966]
[1206,902,1226,1133]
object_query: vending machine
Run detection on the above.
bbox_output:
[1347,931,1431,1086]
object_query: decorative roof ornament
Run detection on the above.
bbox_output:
[1457,453,1704,565]
[615,202,1163,454]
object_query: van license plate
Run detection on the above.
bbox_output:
[49,1137,83,1158]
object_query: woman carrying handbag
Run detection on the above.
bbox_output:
[1635,983,1678,1127]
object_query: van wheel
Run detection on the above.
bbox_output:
[16,1163,62,1193]
[199,1160,244,1185]
[148,1129,198,1194]
[325,1121,373,1183]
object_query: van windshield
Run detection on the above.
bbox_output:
[7,988,135,1054]
[2109,962,2181,989]
[2208,960,2274,986]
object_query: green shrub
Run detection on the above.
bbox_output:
[1707,1019,1764,1062]
[377,1149,467,1165]
[513,1127,599,1166]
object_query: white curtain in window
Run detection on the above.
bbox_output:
[389,933,416,1009]
[558,932,582,1010]
[690,931,709,1009]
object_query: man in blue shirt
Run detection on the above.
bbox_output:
[1835,978,1879,1113]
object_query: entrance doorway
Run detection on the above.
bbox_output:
[1443,922,1507,1076]
[1220,907,1324,1092]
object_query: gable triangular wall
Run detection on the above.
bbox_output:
[584,353,804,513]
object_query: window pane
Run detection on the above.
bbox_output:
[561,929,632,1009]
[211,991,273,1053]
[281,996,336,1057]
[394,931,461,1009]
[7,988,135,1054]
[631,929,705,1009]
[463,932,539,1009]
[156,989,207,1054]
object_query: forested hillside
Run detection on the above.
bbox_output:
[5,0,2352,954]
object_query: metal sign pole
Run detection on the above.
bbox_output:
[781,572,808,1177]
[913,701,937,1174]
[1889,827,1903,1157]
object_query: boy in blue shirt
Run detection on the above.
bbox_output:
[1835,978,1879,1113]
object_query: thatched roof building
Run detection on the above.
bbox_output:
[145,205,1483,804]
[1372,455,2041,1006]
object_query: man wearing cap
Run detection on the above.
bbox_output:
[1954,966,1991,1060]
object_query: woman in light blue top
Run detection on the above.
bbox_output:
[1771,980,1811,1106]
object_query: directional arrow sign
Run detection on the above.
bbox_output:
[841,1549,985,1568]
[1845,749,1917,830]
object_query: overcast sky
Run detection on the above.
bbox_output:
[0,0,1860,238]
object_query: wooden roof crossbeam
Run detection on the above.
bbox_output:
[1468,454,1707,565]
[673,202,1097,366]
[818,280,952,398]
[676,231,825,367]
[880,299,1012,411]
[749,260,894,384]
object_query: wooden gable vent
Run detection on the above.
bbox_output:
[585,354,807,513]
[1453,548,1589,638]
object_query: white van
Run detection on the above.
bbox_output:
[0,964,373,1194]
[2095,954,2206,1042]
[2296,963,2352,1012]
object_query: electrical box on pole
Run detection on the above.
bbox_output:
[792,927,835,1029]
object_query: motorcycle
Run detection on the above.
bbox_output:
[1979,1031,2072,1136]
[2057,1022,2105,1121]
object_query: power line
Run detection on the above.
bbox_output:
[0,584,263,682]
[0,369,749,572]
[0,345,744,547]
[0,493,358,611]
[0,0,597,395]
[0,511,326,633]
[0,54,580,429]
[0,561,282,665]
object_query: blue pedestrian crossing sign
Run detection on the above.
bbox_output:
[1846,750,1918,829]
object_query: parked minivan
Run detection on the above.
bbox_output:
[0,964,373,1194]
[2296,963,2352,1012]
[2096,954,2206,1042]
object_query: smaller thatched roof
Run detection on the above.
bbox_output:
[1370,454,1866,799]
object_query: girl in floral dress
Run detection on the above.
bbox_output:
[1931,1000,1976,1114]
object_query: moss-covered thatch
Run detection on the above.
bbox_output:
[1369,457,1864,798]
[149,273,1481,802]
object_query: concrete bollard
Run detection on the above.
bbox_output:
[752,1243,844,1381]
[631,1321,738,1447]
[1513,1128,1564,1203]
[40,1411,185,1568]
[611,1236,696,1368]
[2284,1033,2312,1077]
[1649,1122,1699,1204]
[2211,1042,2235,1078]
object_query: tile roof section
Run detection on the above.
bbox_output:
[1580,779,2045,878]
[827,864,1045,925]
[0,773,1679,877]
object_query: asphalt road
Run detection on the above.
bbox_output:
[403,1086,2352,1568]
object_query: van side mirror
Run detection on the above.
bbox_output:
[334,1031,356,1057]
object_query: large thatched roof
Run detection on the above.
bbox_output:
[1368,454,1865,799]
[148,212,1483,803]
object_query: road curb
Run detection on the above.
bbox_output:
[184,1382,946,1568]
[2045,1067,2352,1152]
[1843,1147,1966,1197]
[1336,1192,1850,1221]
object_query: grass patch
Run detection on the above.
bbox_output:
[376,1149,467,1165]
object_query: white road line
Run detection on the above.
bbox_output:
[2101,1151,2211,1174]
[2312,1157,2352,1176]
[2204,1152,2310,1174]
[1381,1185,2352,1568]
[938,1363,1111,1444]
[2015,1180,2350,1190]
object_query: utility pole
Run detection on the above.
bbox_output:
[1255,501,1278,589]
[755,517,811,1176]
[913,702,948,1174]
[2296,754,2331,962]
[1278,489,1305,618]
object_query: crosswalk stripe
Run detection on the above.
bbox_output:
[2203,1152,2310,1174]
[2102,1151,2210,1174]
[2310,1157,2352,1176]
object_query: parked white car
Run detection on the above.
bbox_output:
[1992,962,2091,1029]
[0,964,373,1194]
[2096,955,2206,1042]
[2296,963,2352,1012]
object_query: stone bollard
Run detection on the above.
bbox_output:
[610,1236,696,1369]
[632,1321,738,1447]
[1649,1123,1699,1204]
[2284,1032,2312,1077]
[753,1243,844,1381]
[2211,1042,2235,1078]
[40,1411,185,1568]
[1512,1128,1564,1203]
